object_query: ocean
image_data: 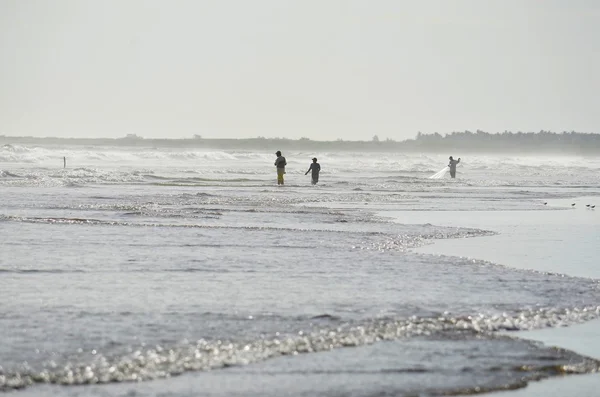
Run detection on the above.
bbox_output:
[1,143,600,396]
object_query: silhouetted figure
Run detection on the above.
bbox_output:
[448,156,461,178]
[274,151,287,185]
[305,157,321,185]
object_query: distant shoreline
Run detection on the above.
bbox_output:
[2,131,599,155]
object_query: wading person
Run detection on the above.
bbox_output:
[305,157,321,185]
[448,156,461,178]
[274,151,287,185]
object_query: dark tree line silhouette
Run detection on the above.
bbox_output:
[1,131,599,154]
[408,130,600,154]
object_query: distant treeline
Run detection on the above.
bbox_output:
[1,131,599,154]
[409,130,600,154]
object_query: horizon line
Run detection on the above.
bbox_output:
[1,130,599,142]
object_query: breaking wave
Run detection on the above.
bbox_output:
[1,307,599,391]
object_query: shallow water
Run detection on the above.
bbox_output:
[1,145,600,395]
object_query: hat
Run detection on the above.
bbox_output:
[276,151,281,155]
[312,157,317,161]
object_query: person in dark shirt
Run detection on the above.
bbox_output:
[274,151,287,185]
[305,157,321,185]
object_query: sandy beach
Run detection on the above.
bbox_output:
[390,196,600,395]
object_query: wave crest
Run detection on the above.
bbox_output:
[1,306,599,391]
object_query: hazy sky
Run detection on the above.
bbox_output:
[1,0,599,140]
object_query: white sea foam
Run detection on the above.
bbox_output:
[1,306,599,391]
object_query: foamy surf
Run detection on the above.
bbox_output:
[2,144,600,396]
[1,307,599,391]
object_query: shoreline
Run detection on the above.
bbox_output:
[380,198,600,396]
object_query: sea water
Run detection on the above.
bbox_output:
[1,144,600,396]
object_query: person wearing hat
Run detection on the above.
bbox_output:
[274,151,287,185]
[305,157,321,185]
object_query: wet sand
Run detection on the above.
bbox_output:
[383,197,600,395]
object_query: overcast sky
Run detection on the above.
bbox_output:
[1,0,598,140]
